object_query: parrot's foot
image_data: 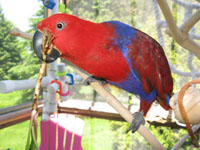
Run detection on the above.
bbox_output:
[84,76,107,85]
[127,112,145,133]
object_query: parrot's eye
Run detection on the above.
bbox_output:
[56,22,65,31]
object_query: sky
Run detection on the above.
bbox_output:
[0,0,41,30]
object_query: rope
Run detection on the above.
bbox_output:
[172,0,200,9]
[177,78,200,147]
[152,0,165,47]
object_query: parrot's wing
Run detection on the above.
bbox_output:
[128,30,173,101]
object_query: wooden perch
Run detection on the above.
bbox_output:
[180,9,200,34]
[73,67,165,150]
[157,0,200,60]
[10,28,33,40]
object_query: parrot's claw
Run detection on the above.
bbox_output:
[127,112,145,133]
[84,76,107,85]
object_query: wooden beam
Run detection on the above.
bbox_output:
[10,28,32,40]
[58,106,125,121]
[156,0,200,60]
[0,100,43,115]
[180,9,200,34]
[0,100,185,130]
[157,0,182,41]
[0,106,42,129]
[147,119,185,129]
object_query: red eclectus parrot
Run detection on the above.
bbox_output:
[33,13,173,132]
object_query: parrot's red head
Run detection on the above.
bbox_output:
[33,13,108,63]
[33,13,82,63]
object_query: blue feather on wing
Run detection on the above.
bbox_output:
[104,21,157,103]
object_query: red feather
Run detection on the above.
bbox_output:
[128,30,173,108]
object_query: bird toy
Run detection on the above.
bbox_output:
[26,29,54,150]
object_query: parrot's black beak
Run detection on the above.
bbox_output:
[33,30,60,63]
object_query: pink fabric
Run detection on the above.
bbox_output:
[40,121,49,150]
[40,113,84,150]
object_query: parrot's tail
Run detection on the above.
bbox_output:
[156,96,171,110]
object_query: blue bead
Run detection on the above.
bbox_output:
[42,0,56,10]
